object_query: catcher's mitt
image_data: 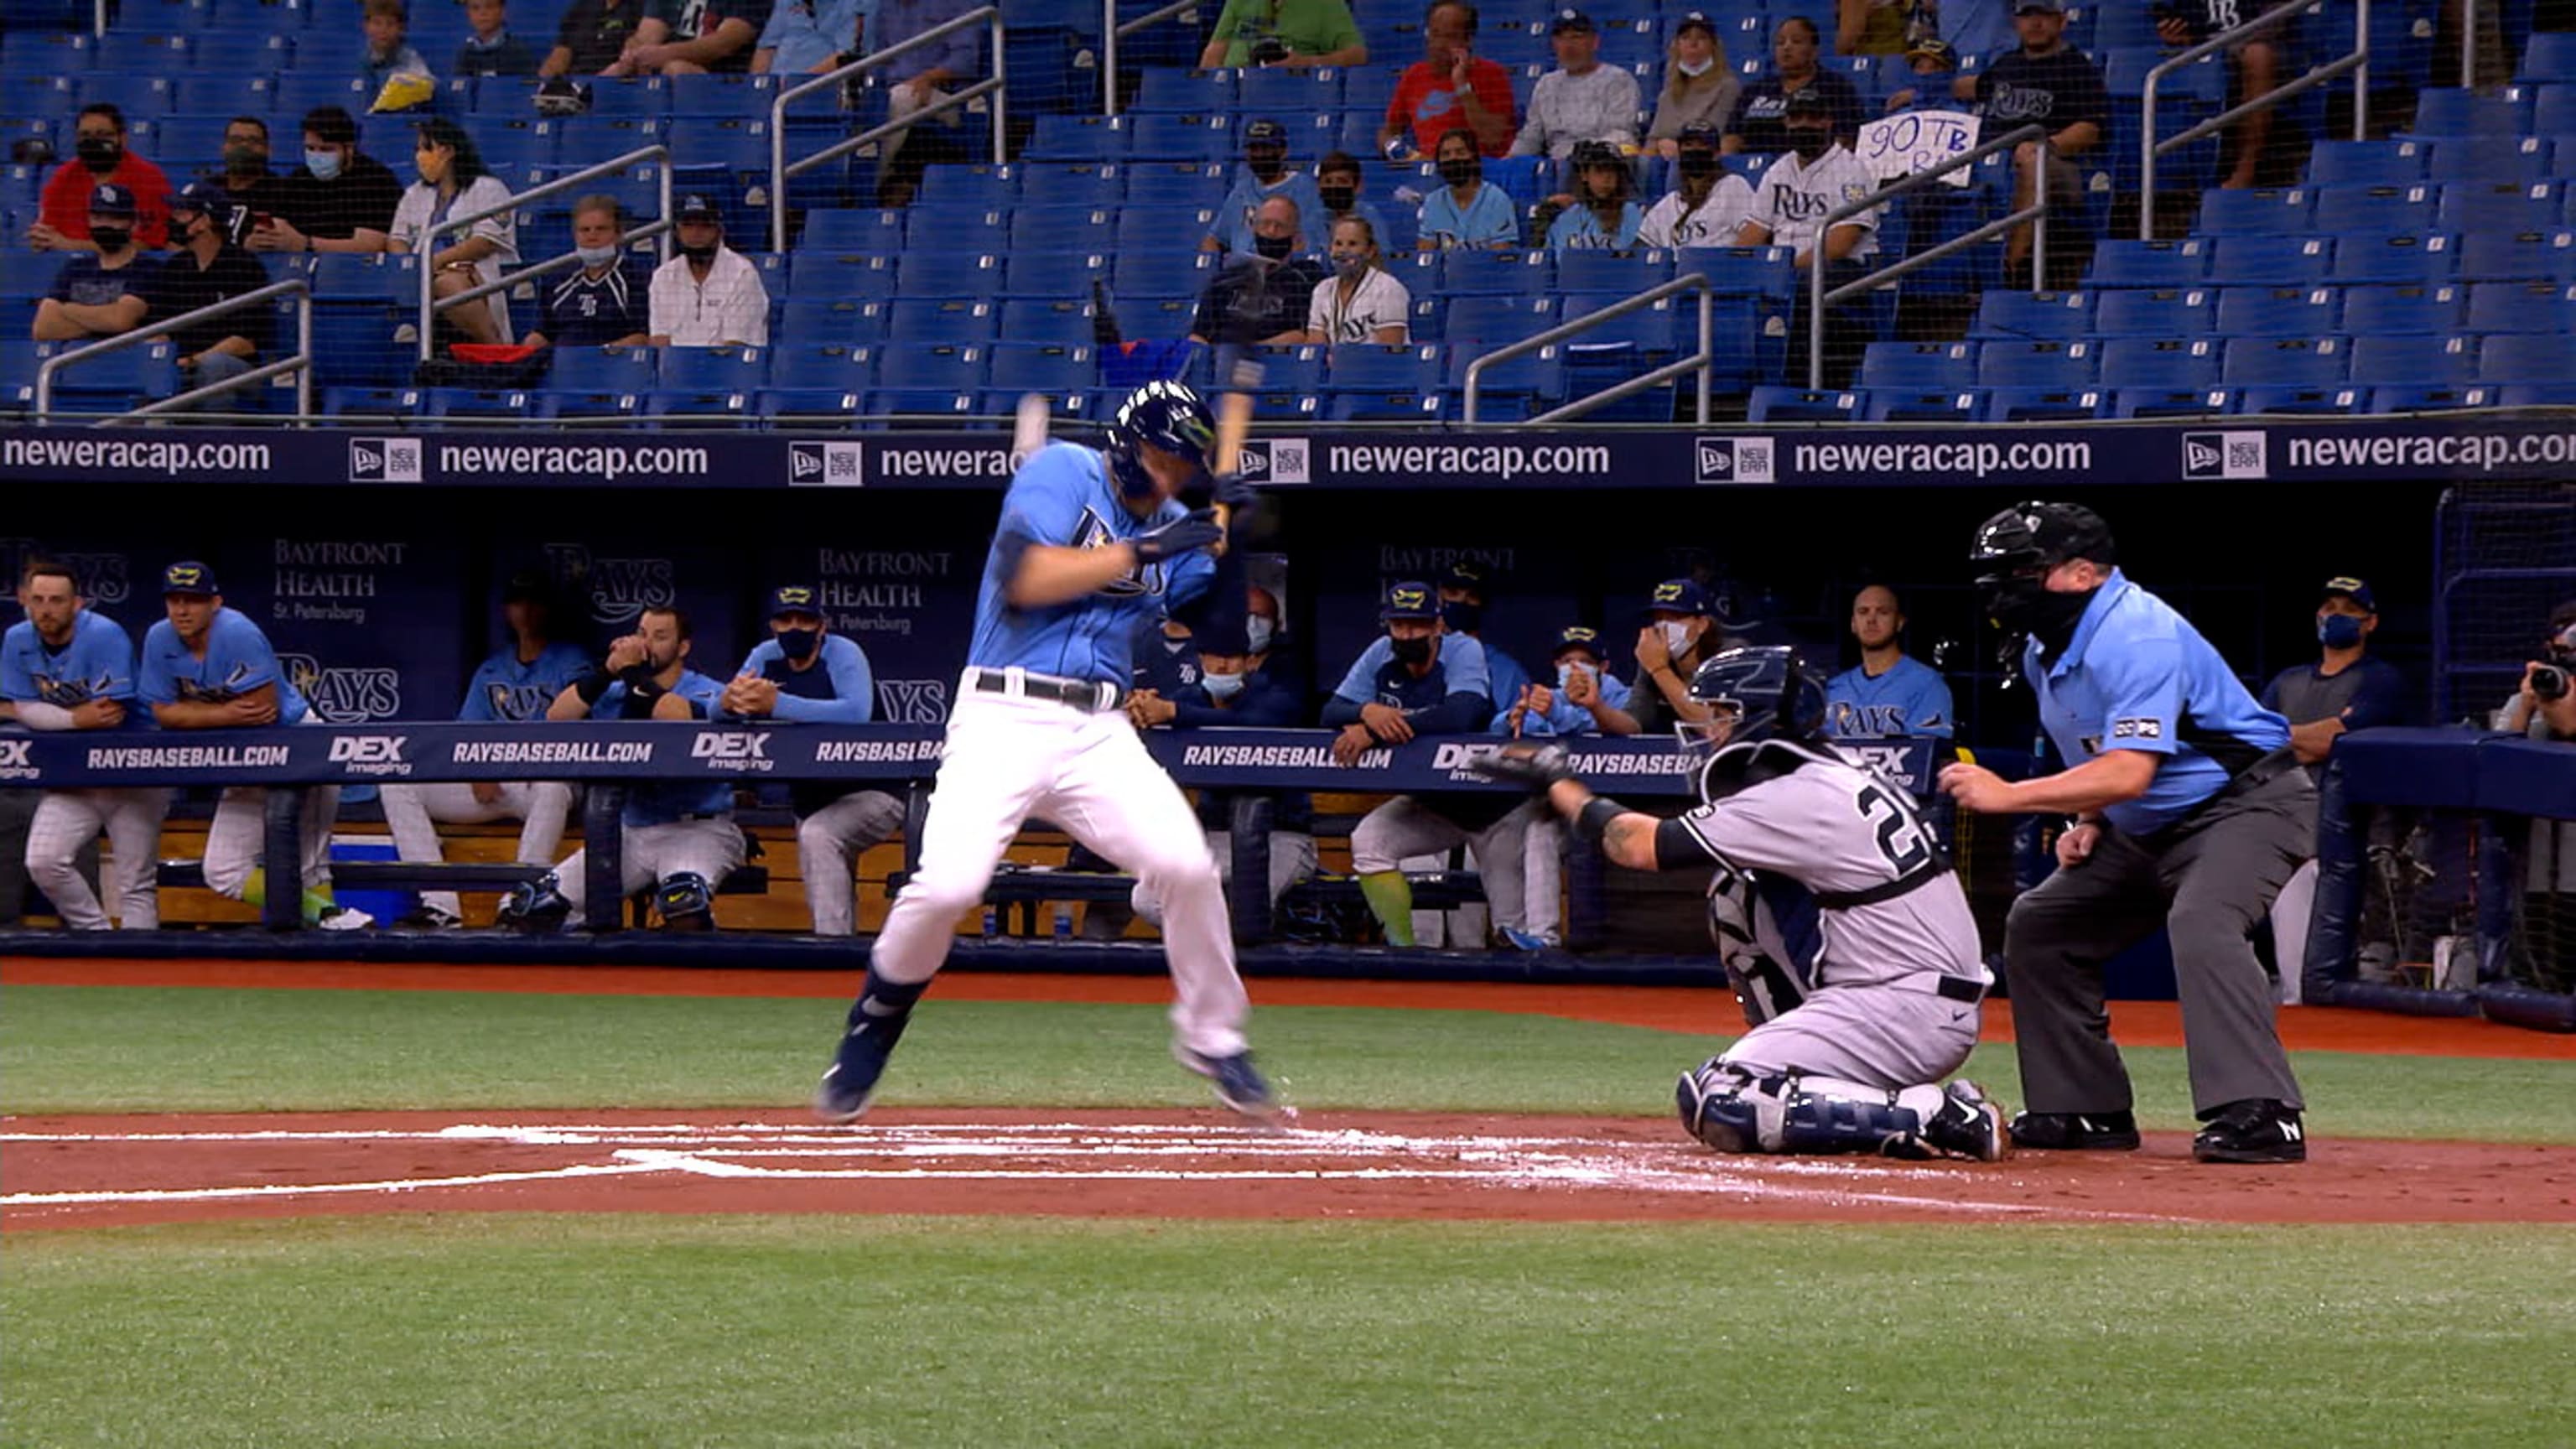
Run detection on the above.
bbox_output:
[1468,741,1576,792]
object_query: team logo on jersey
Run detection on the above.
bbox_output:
[347,437,425,484]
[1830,702,1913,737]
[691,730,774,772]
[787,441,865,486]
[0,740,34,780]
[34,669,116,707]
[2180,429,2267,481]
[482,680,555,723]
[327,734,413,777]
[1695,437,1777,485]
[283,652,403,723]
[172,661,261,704]
[1072,508,1165,599]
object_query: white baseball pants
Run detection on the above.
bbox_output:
[203,785,343,901]
[378,780,577,919]
[797,788,906,937]
[553,818,745,914]
[27,787,171,930]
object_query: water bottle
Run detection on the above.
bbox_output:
[981,905,999,937]
[1052,903,1073,941]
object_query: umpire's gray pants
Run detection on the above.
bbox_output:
[2003,763,2314,1118]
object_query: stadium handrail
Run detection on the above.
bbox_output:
[766,6,1008,251]
[1460,273,1721,426]
[1813,122,2052,389]
[35,278,313,423]
[1104,0,1208,117]
[418,144,673,365]
[2139,0,2370,240]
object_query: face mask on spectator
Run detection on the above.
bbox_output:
[1253,231,1295,260]
[76,136,121,169]
[1332,250,1368,278]
[1787,124,1832,160]
[1390,635,1433,665]
[1320,183,1357,212]
[1677,55,1716,76]
[89,225,130,252]
[1678,149,1719,179]
[305,148,345,180]
[2317,614,2365,649]
[575,242,621,267]
[681,241,719,262]
[1246,617,1275,655]
[1438,157,1480,188]
[1202,670,1247,700]
[224,144,265,176]
[776,626,821,661]
[1661,620,1696,654]
[1557,660,1597,688]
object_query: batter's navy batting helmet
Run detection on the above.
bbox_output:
[1104,380,1218,500]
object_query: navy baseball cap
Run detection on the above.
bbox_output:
[2014,0,2064,13]
[1550,8,1597,34]
[168,179,229,216]
[161,560,220,596]
[1551,625,1605,660]
[677,193,722,222]
[1382,579,1441,621]
[1784,87,1835,117]
[1672,9,1716,38]
[1644,578,1715,616]
[766,584,823,619]
[1677,121,1721,148]
[1441,561,1488,595]
[2322,576,2377,613]
[501,569,553,604]
[89,181,137,218]
[1244,118,1287,146]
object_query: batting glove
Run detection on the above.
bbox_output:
[1469,742,1576,793]
[1131,507,1225,564]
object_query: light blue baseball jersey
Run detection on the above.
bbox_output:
[1331,631,1491,708]
[460,641,593,723]
[1825,655,1955,740]
[1503,664,1633,735]
[1418,182,1519,250]
[595,668,732,824]
[1545,200,1643,250]
[1480,640,1531,726]
[740,633,875,724]
[2025,569,2291,836]
[138,606,308,724]
[969,442,1218,686]
[2,610,138,709]
[1209,169,1328,255]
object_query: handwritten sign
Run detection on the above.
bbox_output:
[1856,109,1982,188]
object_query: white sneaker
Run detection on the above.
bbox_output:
[314,905,376,931]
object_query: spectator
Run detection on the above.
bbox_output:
[1638,121,1758,247]
[2496,603,2576,972]
[1540,138,1643,247]
[31,184,153,342]
[358,0,438,110]
[1824,584,1954,738]
[543,0,654,75]
[2158,0,2297,190]
[1313,150,1398,254]
[1379,0,1519,160]
[2498,602,2576,741]
[376,571,588,930]
[1,559,166,932]
[387,117,521,347]
[252,106,402,256]
[1511,9,1644,162]
[721,585,905,938]
[1301,216,1410,343]
[1967,0,2106,289]
[30,104,171,256]
[2260,577,2408,776]
[1607,577,1746,734]
[524,195,653,348]
[1415,126,1519,250]
[1837,0,1937,55]
[753,0,867,74]
[454,0,543,77]
[1205,119,1327,256]
[212,117,296,221]
[869,0,980,206]
[1200,0,1367,69]
[647,194,771,345]
[1187,195,1326,375]
[516,605,743,932]
[1881,34,1958,110]
[1734,87,1879,387]
[1324,580,1521,950]
[624,0,773,75]
[143,182,276,407]
[139,561,369,930]
[1722,15,1866,156]
[1439,562,1530,715]
[1646,11,1742,158]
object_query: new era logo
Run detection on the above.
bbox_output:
[2180,429,2267,481]
[1237,438,1311,486]
[348,437,423,484]
[1695,436,1775,486]
[787,441,864,486]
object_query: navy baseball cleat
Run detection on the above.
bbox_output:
[813,984,922,1124]
[1173,1044,1292,1124]
[2005,1109,2142,1151]
[2192,1098,2306,1164]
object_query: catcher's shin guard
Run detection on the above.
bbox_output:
[655,871,715,931]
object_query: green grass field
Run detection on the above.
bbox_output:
[7,983,2574,1447]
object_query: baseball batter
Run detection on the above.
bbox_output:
[137,560,366,928]
[1475,646,2005,1161]
[816,380,1281,1124]
[2,559,170,930]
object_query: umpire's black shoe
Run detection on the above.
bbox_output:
[2192,1099,2307,1165]
[2005,1109,2142,1151]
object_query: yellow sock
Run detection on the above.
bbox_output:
[1358,870,1416,948]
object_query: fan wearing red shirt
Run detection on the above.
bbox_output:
[1378,0,1519,159]
[31,104,172,254]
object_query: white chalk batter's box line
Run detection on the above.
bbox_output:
[0,1122,2186,1222]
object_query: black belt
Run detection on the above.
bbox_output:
[969,667,1123,713]
[2137,744,2303,849]
[1935,975,1983,1004]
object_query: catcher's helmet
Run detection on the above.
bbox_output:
[1104,380,1217,500]
[1680,646,1826,756]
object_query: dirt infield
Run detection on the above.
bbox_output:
[9,1108,2574,1232]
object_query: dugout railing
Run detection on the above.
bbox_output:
[766,5,1009,252]
[418,145,678,367]
[2138,0,2373,238]
[34,277,313,423]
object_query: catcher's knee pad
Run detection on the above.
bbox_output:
[655,871,715,930]
[497,874,571,931]
[1675,1058,1780,1154]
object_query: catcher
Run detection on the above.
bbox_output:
[1472,646,2007,1161]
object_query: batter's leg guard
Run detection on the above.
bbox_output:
[654,871,715,931]
[496,873,572,932]
[816,969,930,1124]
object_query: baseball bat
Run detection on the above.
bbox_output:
[1210,356,1263,553]
[1010,391,1051,469]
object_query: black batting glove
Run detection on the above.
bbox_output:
[1470,742,1576,794]
[1131,507,1225,564]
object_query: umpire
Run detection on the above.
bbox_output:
[1936,501,2310,1166]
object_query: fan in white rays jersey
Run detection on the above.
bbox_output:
[1472,646,2007,1161]
[0,559,170,930]
[813,380,1285,1126]
[1636,122,1758,249]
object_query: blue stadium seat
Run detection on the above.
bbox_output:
[2194,187,2314,236]
[643,389,759,423]
[2206,236,2332,288]
[1026,115,1131,163]
[584,79,672,117]
[2214,286,2340,337]
[2495,381,2576,406]
[1243,344,1329,394]
[1746,387,1863,423]
[998,299,1103,347]
[1011,205,1117,256]
[310,252,419,303]
[1113,250,1222,304]
[756,387,865,420]
[768,342,880,391]
[1114,204,1218,258]
[0,30,95,75]
[2108,387,2232,419]
[1122,164,1228,207]
[2537,84,2576,139]
[783,252,897,302]
[2405,88,2530,138]
[2231,384,2366,415]
[2367,383,2503,413]
[93,32,197,76]
[270,72,372,119]
[1403,294,1446,342]
[150,117,236,176]
[2464,280,2576,332]
[657,345,769,392]
[1981,386,2110,422]
[897,250,1005,299]
[667,75,804,120]
[1976,340,2098,389]
[1125,113,1232,164]
[2085,239,2210,288]
[1018,164,1124,209]
[2338,283,2465,335]
[904,202,1010,252]
[1001,247,1113,299]
[2519,30,2576,83]
[2421,135,2553,184]
[2098,337,2221,389]
[423,387,542,419]
[1971,289,2095,340]
[2090,287,2214,336]
[2221,335,2348,387]
[2458,227,2576,283]
[2325,231,2460,284]
[1447,340,1566,422]
[1327,343,1441,394]
[776,300,890,349]
[1557,293,1685,355]
[1129,67,1238,114]
[916,164,1016,207]
[537,390,649,422]
[177,73,281,119]
[800,210,906,253]
[76,75,179,118]
[1441,249,1555,294]
[2304,139,2428,187]
[1861,388,1982,423]
[1857,341,1977,391]
[2346,332,2475,387]
[1552,249,1675,294]
[2473,331,2576,382]
[1327,390,1446,422]
[984,341,1093,400]
[2438,180,2563,235]
[1443,294,1565,346]
[866,387,982,419]
[190,29,295,74]
[321,386,423,418]
[1674,246,1798,301]
[2311,183,2439,235]
[1237,65,1347,117]
[1114,297,1207,340]
[886,297,1003,341]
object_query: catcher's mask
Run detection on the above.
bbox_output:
[1677,647,1826,797]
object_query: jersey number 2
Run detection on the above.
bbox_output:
[1855,783,1939,875]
